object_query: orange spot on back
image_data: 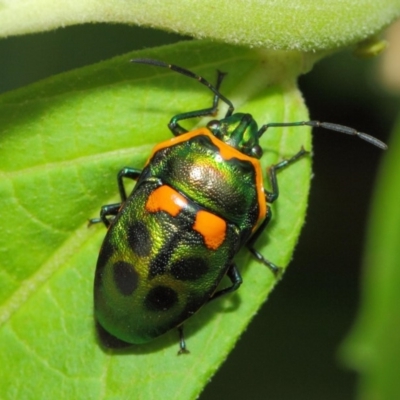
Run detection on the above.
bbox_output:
[146,186,187,216]
[193,210,226,250]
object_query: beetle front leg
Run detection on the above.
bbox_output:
[265,147,308,203]
[169,70,227,136]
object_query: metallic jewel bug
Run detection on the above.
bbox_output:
[90,59,387,353]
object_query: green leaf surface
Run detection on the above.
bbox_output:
[341,114,400,399]
[1,0,400,51]
[0,41,311,399]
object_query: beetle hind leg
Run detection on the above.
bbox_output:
[209,263,243,302]
[175,264,242,354]
[177,326,190,355]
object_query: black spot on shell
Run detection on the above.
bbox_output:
[127,221,151,257]
[113,261,138,296]
[170,257,209,281]
[145,286,178,312]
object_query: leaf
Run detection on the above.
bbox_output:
[0,41,311,399]
[341,114,400,399]
[1,0,400,51]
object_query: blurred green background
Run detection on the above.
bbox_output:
[0,25,396,399]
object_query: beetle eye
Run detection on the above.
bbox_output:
[207,119,221,132]
[250,144,263,159]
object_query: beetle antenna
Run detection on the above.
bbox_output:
[131,58,235,117]
[257,120,387,150]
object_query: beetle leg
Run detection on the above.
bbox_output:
[117,167,142,202]
[88,203,121,228]
[246,209,281,276]
[168,70,227,136]
[247,147,309,276]
[265,147,308,203]
[89,167,142,228]
[209,263,243,301]
[177,326,190,355]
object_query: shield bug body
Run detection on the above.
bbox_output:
[91,59,387,353]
